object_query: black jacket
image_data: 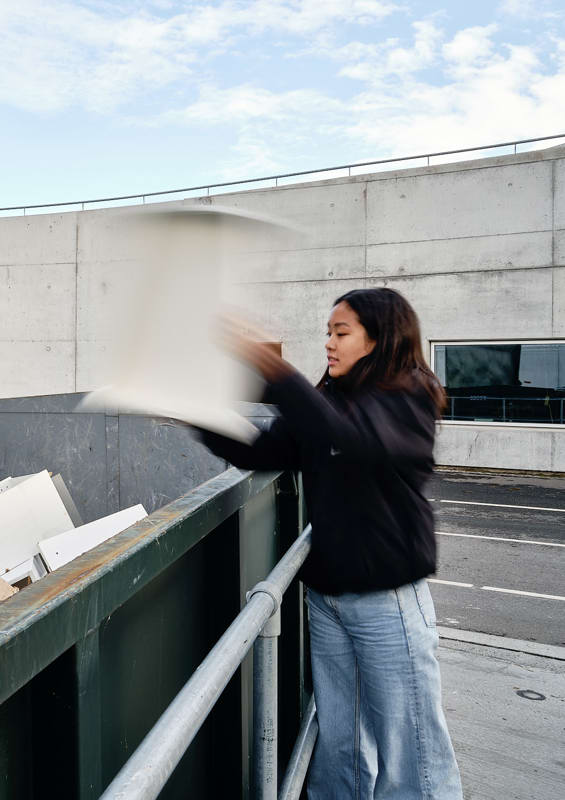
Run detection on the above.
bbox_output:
[201,371,437,595]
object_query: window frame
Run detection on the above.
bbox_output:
[430,339,565,429]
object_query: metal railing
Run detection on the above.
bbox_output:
[445,395,565,424]
[2,133,564,216]
[100,524,316,800]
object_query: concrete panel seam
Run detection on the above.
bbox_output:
[74,218,79,393]
[245,243,365,255]
[363,182,368,289]
[552,159,556,266]
[234,275,373,287]
[0,261,77,268]
[366,229,553,248]
[0,338,76,343]
[239,264,556,287]
[552,268,555,335]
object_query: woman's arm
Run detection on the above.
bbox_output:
[269,371,435,468]
[216,317,434,470]
[198,416,300,471]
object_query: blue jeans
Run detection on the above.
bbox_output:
[306,582,463,799]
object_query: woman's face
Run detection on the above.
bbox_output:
[326,301,375,378]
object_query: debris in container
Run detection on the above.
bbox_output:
[39,504,148,571]
[0,470,75,573]
[2,554,47,586]
[0,578,18,602]
[0,469,147,595]
[51,474,84,527]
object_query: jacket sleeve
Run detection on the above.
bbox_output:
[268,371,435,470]
[199,415,300,471]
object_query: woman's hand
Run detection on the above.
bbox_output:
[217,314,293,382]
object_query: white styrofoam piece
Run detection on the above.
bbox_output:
[0,477,13,493]
[38,505,148,571]
[2,554,47,584]
[0,470,74,571]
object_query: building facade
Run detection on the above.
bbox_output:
[1,144,564,471]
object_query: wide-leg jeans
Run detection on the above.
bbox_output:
[306,581,463,799]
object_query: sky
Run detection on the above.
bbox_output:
[1,0,565,209]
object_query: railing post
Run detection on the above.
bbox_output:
[253,608,281,800]
[248,580,283,800]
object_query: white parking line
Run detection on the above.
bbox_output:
[482,586,565,601]
[435,499,565,513]
[428,579,565,601]
[427,578,474,588]
[436,531,565,548]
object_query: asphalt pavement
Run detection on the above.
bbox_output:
[421,469,565,799]
[426,469,565,646]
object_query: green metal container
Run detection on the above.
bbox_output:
[0,468,307,799]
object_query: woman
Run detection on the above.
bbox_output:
[200,288,463,799]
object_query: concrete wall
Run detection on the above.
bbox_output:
[1,144,564,471]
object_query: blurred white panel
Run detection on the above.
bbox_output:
[77,204,301,441]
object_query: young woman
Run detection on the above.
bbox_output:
[200,287,463,799]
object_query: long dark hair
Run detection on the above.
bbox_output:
[318,288,446,415]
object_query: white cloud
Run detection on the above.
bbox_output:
[344,35,565,158]
[498,0,563,19]
[156,83,344,128]
[443,24,497,67]
[0,0,401,114]
[331,20,443,82]
[1,1,564,185]
[0,1,197,113]
[499,0,538,16]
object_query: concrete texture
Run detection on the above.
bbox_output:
[439,636,565,800]
[435,422,565,473]
[366,161,553,242]
[368,267,554,342]
[1,143,564,469]
[366,231,553,278]
[553,266,565,337]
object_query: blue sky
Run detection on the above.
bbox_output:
[1,0,564,208]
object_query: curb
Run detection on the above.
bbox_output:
[437,626,565,661]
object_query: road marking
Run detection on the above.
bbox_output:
[435,499,565,513]
[436,531,565,548]
[427,578,474,588]
[482,586,565,601]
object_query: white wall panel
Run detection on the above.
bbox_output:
[0,341,75,398]
[0,263,76,341]
[0,213,77,266]
[552,266,565,337]
[553,159,565,230]
[240,245,365,284]
[211,182,367,249]
[435,423,565,472]
[366,231,551,279]
[367,268,553,342]
[367,162,552,244]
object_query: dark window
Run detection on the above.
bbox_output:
[434,343,565,425]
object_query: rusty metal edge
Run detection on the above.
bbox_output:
[0,467,281,705]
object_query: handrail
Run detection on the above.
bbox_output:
[2,133,565,215]
[99,524,313,800]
